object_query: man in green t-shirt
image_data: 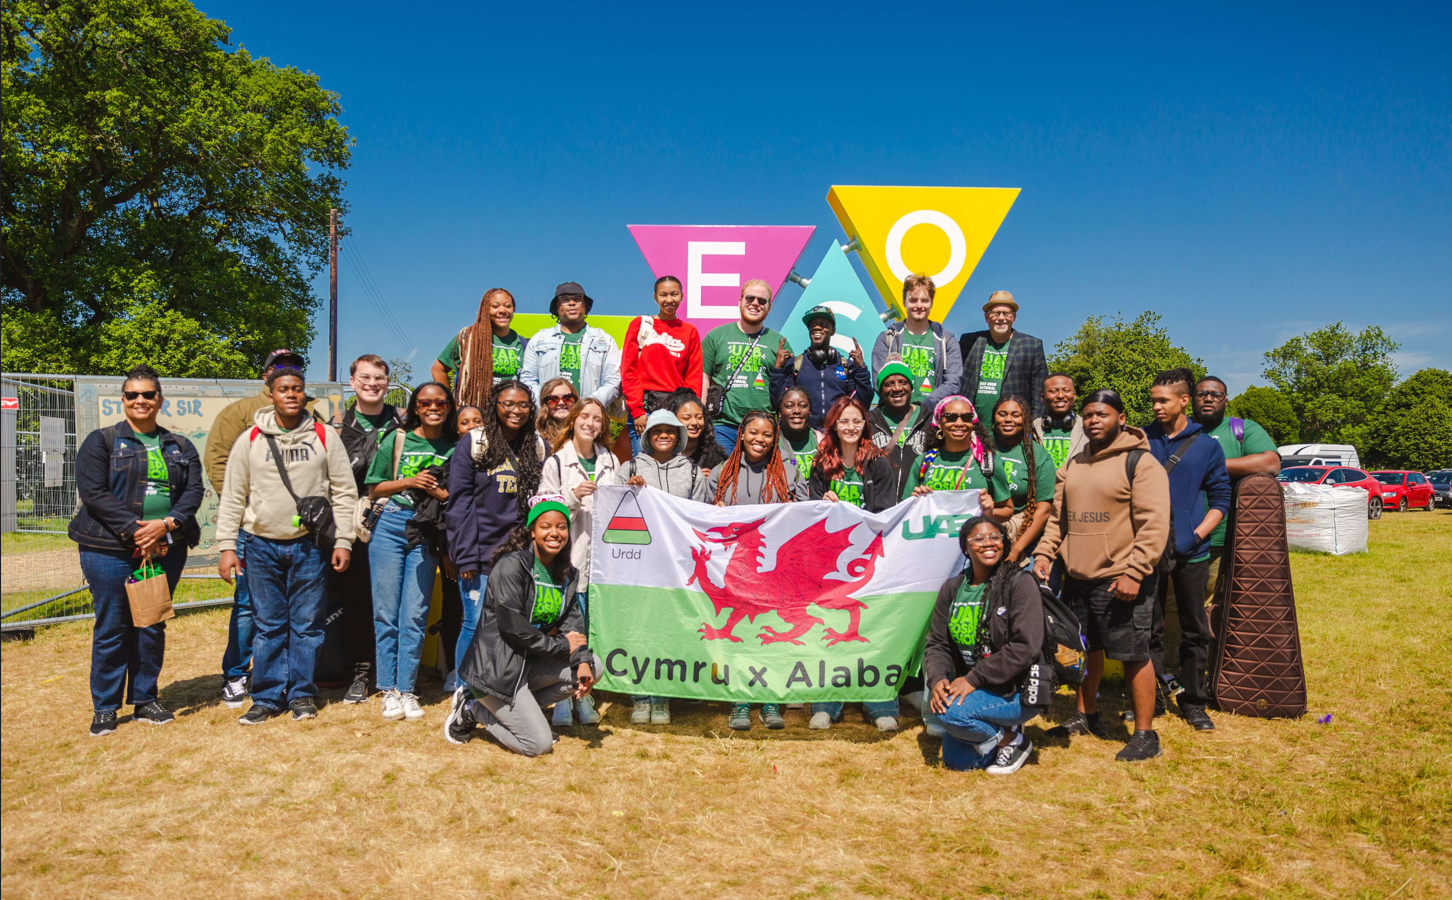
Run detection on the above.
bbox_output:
[703,279,790,451]
[870,274,962,411]
[958,290,1049,420]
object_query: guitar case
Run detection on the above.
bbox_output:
[1211,472,1307,718]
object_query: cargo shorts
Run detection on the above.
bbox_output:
[1062,572,1158,663]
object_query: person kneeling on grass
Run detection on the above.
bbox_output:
[924,516,1044,774]
[444,497,599,756]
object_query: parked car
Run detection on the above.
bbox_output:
[1277,466,1384,519]
[1429,470,1452,509]
[1278,443,1360,468]
[1369,470,1436,513]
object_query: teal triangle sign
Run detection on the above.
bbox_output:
[779,240,887,361]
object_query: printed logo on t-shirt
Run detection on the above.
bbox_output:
[901,339,937,398]
[558,340,581,373]
[399,449,449,480]
[1000,457,1021,494]
[948,587,986,666]
[1043,434,1072,469]
[144,446,169,502]
[923,458,978,492]
[492,342,521,376]
[725,341,768,390]
[831,477,864,508]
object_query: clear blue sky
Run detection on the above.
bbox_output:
[198,1,1451,393]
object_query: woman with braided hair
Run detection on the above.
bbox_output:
[901,396,1000,515]
[988,395,1056,562]
[432,288,527,408]
[706,410,809,508]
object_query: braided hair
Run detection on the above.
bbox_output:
[990,394,1037,506]
[712,410,794,505]
[473,379,542,528]
[918,397,994,480]
[455,288,514,409]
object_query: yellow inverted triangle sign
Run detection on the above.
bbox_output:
[827,185,1019,322]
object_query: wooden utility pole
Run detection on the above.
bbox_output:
[328,208,338,382]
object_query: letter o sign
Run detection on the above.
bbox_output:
[884,210,967,287]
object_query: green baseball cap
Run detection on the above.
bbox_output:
[802,305,836,328]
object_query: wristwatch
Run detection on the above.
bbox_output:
[163,517,177,532]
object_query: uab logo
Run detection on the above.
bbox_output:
[981,350,1007,380]
[902,513,972,540]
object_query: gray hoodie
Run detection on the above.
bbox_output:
[705,457,810,506]
[613,453,710,503]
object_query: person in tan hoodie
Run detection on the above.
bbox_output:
[215,367,357,725]
[1033,388,1170,763]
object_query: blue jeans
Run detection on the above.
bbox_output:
[627,417,642,456]
[246,535,328,710]
[220,530,253,678]
[80,546,186,712]
[812,698,900,721]
[370,501,438,694]
[713,424,739,454]
[936,689,1035,770]
[455,572,488,675]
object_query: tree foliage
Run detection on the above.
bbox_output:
[1,0,351,376]
[1361,369,1452,472]
[1047,311,1204,426]
[1228,385,1299,446]
[1261,323,1398,447]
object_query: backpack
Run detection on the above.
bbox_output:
[1038,579,1087,686]
[353,428,407,543]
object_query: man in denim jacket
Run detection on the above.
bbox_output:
[520,282,621,407]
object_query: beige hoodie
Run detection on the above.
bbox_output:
[1033,425,1170,582]
[215,407,358,552]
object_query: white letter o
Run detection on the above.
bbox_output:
[884,210,966,286]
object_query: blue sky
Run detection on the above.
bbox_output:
[197,1,1451,393]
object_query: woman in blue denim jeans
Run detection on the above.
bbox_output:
[365,382,458,722]
[69,365,204,737]
[922,516,1045,775]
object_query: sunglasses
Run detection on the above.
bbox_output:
[415,398,451,410]
[939,412,973,424]
[1194,390,1227,400]
[742,295,770,306]
[124,390,158,400]
[546,394,578,406]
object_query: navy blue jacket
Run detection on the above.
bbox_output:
[445,432,525,576]
[769,349,874,430]
[69,420,204,552]
[1144,420,1231,560]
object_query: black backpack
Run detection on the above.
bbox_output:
[1038,579,1087,686]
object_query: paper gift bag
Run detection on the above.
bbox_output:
[125,561,175,628]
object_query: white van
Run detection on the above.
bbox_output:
[1278,443,1360,469]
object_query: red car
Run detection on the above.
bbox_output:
[1370,470,1436,513]
[1277,466,1386,519]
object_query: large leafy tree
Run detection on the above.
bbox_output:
[1361,369,1452,472]
[1047,311,1203,426]
[1228,385,1299,445]
[1261,323,1398,447]
[1,0,351,376]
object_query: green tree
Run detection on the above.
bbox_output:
[1361,369,1452,471]
[1047,311,1204,426]
[1,0,351,376]
[1261,323,1398,446]
[1227,385,1300,446]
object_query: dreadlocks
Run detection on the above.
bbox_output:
[990,394,1038,505]
[455,287,514,409]
[712,410,794,505]
[472,379,541,527]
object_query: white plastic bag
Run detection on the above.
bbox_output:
[1281,483,1369,555]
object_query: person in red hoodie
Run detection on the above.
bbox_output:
[622,275,704,454]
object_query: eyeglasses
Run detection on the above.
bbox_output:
[123,390,158,400]
[940,412,973,424]
[1194,390,1227,400]
[498,400,531,411]
[415,398,451,410]
[966,534,1004,547]
[354,376,389,385]
[546,394,578,406]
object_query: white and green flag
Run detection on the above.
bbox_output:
[588,486,978,703]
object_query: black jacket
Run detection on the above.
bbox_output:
[340,404,405,492]
[958,330,1049,420]
[922,568,1043,698]
[769,348,874,430]
[867,405,933,501]
[68,420,204,552]
[807,455,898,513]
[457,548,591,702]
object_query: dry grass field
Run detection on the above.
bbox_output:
[3,513,1450,899]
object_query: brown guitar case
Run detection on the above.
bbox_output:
[1211,472,1307,718]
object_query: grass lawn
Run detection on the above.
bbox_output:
[2,513,1448,899]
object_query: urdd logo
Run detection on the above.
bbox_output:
[602,492,651,545]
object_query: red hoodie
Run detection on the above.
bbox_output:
[622,315,703,418]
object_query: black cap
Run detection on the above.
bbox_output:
[262,348,305,372]
[550,282,594,317]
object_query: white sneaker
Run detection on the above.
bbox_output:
[874,716,899,732]
[400,692,424,720]
[552,698,574,727]
[631,698,651,724]
[576,694,601,725]
[381,689,405,720]
[649,699,671,725]
[785,703,805,710]
[809,711,833,730]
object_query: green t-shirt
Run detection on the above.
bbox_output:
[1040,421,1076,470]
[900,330,938,399]
[1203,416,1278,547]
[437,331,525,380]
[558,331,586,391]
[365,431,457,508]
[830,466,864,507]
[579,454,597,481]
[901,447,993,499]
[134,431,171,521]
[702,325,789,427]
[974,338,1010,420]
[784,431,819,480]
[531,557,565,626]
[948,580,988,667]
[879,404,922,448]
[991,439,1057,512]
[354,409,392,433]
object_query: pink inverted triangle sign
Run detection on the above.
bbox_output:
[627,225,816,335]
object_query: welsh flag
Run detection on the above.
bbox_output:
[589,486,979,703]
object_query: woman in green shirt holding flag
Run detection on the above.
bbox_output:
[902,395,998,515]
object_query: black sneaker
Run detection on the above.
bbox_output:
[238,704,280,726]
[221,675,249,709]
[1115,729,1163,762]
[90,710,118,737]
[1180,704,1216,731]
[134,700,174,725]
[343,666,370,704]
[443,686,476,745]
[290,697,318,720]
[1050,711,1108,739]
[986,738,1033,775]
[760,704,786,730]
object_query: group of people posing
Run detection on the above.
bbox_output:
[70,273,1281,774]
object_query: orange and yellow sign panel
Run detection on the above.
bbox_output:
[827,186,1019,322]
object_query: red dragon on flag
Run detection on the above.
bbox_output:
[686,518,885,646]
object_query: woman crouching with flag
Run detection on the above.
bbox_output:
[443,495,599,756]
